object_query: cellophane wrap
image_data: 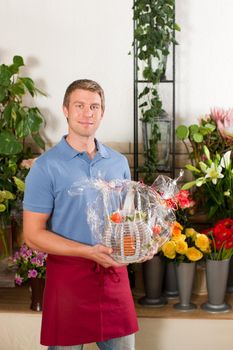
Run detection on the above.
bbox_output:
[69,174,182,263]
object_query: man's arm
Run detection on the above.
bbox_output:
[23,210,125,268]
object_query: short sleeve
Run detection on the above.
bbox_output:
[23,161,54,214]
[123,156,131,180]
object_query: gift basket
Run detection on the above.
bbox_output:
[69,172,183,263]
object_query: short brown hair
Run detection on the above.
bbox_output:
[63,79,105,112]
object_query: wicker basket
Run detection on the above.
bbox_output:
[103,217,153,263]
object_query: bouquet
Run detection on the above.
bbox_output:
[202,218,233,260]
[161,222,210,263]
[13,243,47,285]
[182,147,233,220]
[69,174,183,263]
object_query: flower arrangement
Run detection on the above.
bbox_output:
[176,107,233,220]
[202,218,233,260]
[13,243,47,285]
[161,222,211,263]
[182,147,233,220]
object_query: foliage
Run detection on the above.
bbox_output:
[176,108,233,168]
[161,222,210,263]
[133,0,180,182]
[0,55,45,220]
[202,218,233,260]
[13,243,47,285]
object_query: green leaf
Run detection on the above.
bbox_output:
[32,133,45,150]
[193,132,203,143]
[181,181,196,190]
[175,125,189,140]
[19,77,35,97]
[0,131,23,155]
[189,124,199,134]
[0,65,11,87]
[13,56,24,68]
[185,164,201,173]
[13,176,25,192]
[27,108,44,132]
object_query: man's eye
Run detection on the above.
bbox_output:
[91,105,100,111]
[76,104,83,109]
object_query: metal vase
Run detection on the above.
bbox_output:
[227,256,233,293]
[164,261,179,298]
[201,258,231,313]
[174,262,197,311]
[138,255,167,307]
[30,278,45,312]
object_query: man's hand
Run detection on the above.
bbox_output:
[88,244,128,268]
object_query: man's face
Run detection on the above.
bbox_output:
[63,89,103,138]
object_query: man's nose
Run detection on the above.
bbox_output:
[83,105,93,116]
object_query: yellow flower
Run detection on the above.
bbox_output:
[185,247,203,261]
[185,228,197,238]
[175,240,188,254]
[161,241,176,259]
[172,233,186,242]
[195,233,210,252]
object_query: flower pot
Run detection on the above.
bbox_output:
[164,261,179,298]
[29,278,45,312]
[174,262,197,311]
[201,258,231,313]
[227,255,233,293]
[138,255,167,307]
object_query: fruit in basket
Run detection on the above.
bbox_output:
[123,235,136,256]
[110,212,123,223]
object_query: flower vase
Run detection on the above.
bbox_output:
[174,262,197,311]
[29,278,45,311]
[227,256,233,293]
[164,261,179,298]
[201,258,231,313]
[138,255,167,307]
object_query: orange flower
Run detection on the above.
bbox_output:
[171,221,183,238]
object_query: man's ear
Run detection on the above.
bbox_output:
[63,105,68,119]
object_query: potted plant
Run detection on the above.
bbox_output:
[133,0,180,183]
[0,55,45,256]
[13,243,47,311]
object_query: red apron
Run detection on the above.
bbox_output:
[41,255,138,346]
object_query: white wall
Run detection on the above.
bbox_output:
[1,0,233,144]
[0,0,134,144]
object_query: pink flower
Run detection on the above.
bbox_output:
[211,107,233,142]
[28,269,38,278]
[20,158,37,169]
[15,274,23,285]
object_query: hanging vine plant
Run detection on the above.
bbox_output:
[133,0,180,182]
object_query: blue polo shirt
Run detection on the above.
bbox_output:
[23,136,131,245]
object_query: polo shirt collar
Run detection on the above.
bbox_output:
[58,136,110,160]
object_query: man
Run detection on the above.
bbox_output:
[23,79,139,350]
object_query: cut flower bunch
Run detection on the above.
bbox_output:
[202,218,233,260]
[161,222,210,263]
[182,147,233,220]
[13,243,47,285]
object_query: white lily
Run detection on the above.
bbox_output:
[220,150,231,169]
[205,163,224,184]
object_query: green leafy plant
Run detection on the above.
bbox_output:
[0,55,45,224]
[133,0,180,183]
